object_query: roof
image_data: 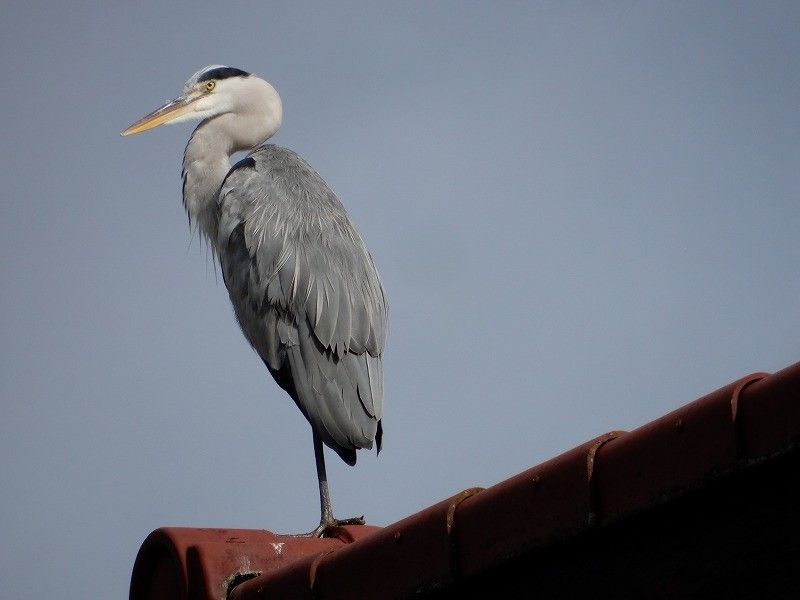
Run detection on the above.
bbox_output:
[130,360,800,599]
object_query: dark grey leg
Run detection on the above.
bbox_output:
[299,430,364,538]
[314,429,335,527]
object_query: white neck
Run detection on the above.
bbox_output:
[181,76,283,248]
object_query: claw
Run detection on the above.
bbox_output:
[293,515,365,538]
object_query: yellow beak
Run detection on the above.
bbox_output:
[121,93,200,136]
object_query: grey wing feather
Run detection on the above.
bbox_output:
[217,146,387,463]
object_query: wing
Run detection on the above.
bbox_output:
[217,146,387,464]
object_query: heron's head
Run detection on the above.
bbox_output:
[122,65,283,147]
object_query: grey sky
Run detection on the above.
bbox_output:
[2,2,799,597]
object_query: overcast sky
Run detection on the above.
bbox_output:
[2,2,799,597]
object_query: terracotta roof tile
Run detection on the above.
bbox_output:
[130,361,800,599]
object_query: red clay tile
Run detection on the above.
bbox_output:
[130,526,378,600]
[454,433,622,578]
[738,362,800,459]
[313,494,465,598]
[592,377,751,523]
[133,361,800,599]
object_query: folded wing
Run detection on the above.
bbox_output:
[217,146,387,464]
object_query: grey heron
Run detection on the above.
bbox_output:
[122,65,387,537]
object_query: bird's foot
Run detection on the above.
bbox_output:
[296,515,366,538]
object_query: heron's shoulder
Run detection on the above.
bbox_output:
[239,145,335,200]
[222,145,304,184]
[247,144,319,173]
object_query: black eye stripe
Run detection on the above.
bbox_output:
[197,67,250,82]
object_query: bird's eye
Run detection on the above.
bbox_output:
[205,81,216,91]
